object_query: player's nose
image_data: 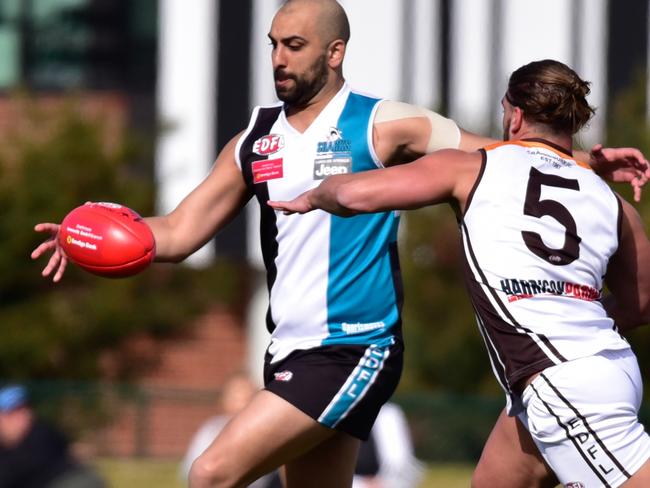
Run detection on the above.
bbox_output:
[272,45,288,68]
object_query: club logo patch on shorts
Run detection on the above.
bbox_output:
[253,134,284,156]
[273,370,293,382]
[252,158,284,184]
[565,482,585,488]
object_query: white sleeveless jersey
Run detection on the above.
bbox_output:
[461,140,628,414]
[235,84,403,363]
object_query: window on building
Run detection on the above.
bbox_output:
[0,0,156,91]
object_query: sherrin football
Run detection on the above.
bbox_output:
[58,202,155,278]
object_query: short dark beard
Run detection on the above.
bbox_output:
[274,54,329,108]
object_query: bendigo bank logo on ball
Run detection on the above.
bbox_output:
[64,224,102,251]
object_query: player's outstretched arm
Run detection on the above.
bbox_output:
[145,133,250,262]
[32,133,250,279]
[603,196,650,330]
[269,149,481,216]
[371,102,650,200]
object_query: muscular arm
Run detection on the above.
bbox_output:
[370,101,649,199]
[603,196,650,330]
[269,149,482,217]
[147,134,251,262]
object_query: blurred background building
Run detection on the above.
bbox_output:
[1,0,649,466]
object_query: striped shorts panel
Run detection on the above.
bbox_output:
[518,349,650,488]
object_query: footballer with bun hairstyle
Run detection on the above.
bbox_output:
[270,59,650,488]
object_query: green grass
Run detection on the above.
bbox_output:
[421,463,473,487]
[96,458,184,488]
[96,458,474,488]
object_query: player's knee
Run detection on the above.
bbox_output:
[189,452,243,488]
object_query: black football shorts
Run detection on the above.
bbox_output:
[264,340,403,440]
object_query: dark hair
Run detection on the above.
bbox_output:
[506,59,595,134]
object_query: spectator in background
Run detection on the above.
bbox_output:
[180,373,279,487]
[353,402,424,488]
[0,385,105,488]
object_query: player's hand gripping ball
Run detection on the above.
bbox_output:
[58,202,155,278]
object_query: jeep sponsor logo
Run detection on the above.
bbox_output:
[253,134,284,156]
[314,160,351,179]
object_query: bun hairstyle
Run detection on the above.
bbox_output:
[506,59,595,135]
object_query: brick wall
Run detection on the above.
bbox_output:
[93,306,249,458]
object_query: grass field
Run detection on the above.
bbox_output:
[95,458,474,487]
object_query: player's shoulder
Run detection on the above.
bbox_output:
[246,101,284,122]
[252,100,284,110]
[347,86,384,103]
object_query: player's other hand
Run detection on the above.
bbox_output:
[268,191,314,215]
[590,144,650,202]
[31,223,68,282]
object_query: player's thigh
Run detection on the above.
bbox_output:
[284,430,360,488]
[473,408,557,488]
[622,457,650,487]
[194,389,336,486]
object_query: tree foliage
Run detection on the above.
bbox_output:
[0,96,248,381]
[606,74,650,377]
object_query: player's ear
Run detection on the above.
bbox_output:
[327,39,346,69]
[509,106,524,135]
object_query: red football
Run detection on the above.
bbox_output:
[58,202,155,278]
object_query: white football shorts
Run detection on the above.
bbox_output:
[518,348,650,488]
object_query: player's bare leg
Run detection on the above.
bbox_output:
[622,457,650,487]
[283,429,359,487]
[188,389,356,488]
[472,409,557,488]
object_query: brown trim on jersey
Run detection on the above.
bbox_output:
[615,193,624,247]
[459,219,565,391]
[462,149,487,217]
[474,310,512,394]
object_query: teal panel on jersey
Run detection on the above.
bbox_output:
[324,92,400,347]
